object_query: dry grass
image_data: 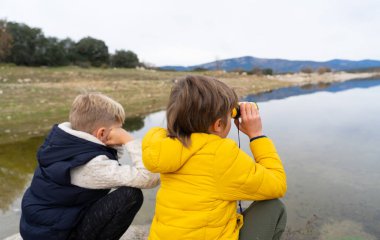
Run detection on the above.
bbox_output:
[0,65,294,144]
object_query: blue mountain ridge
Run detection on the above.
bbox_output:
[160,56,380,73]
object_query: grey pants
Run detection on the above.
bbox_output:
[239,199,287,240]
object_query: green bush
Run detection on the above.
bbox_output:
[111,50,139,68]
[74,37,109,67]
[300,67,314,74]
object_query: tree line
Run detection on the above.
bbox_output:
[0,20,140,68]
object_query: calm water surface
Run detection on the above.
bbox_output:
[1,79,380,239]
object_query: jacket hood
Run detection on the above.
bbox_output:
[142,127,221,173]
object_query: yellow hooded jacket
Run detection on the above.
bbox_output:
[142,127,287,240]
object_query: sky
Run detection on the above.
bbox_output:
[1,0,380,66]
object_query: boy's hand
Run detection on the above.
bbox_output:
[105,128,134,146]
[234,102,263,138]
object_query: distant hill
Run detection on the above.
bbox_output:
[160,56,380,73]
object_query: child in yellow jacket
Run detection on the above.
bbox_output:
[142,75,287,240]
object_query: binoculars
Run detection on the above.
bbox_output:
[231,102,259,119]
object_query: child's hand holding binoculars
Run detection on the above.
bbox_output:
[234,102,263,139]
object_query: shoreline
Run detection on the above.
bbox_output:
[0,66,379,145]
[1,71,380,240]
[270,71,379,84]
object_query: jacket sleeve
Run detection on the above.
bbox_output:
[215,137,287,201]
[70,139,160,189]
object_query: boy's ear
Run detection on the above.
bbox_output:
[210,118,224,133]
[94,127,107,143]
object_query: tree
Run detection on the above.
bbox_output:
[111,50,139,68]
[74,37,109,67]
[300,67,313,74]
[4,22,75,66]
[231,68,245,74]
[60,38,76,63]
[0,20,13,62]
[5,21,46,65]
[248,67,262,75]
[193,67,208,72]
[37,37,72,66]
[317,67,331,74]
[262,68,273,75]
[3,20,140,68]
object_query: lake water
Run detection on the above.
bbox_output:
[1,78,380,239]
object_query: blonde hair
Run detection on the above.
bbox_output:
[69,92,125,133]
[167,75,238,147]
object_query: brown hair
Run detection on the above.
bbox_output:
[69,92,125,133]
[167,75,238,147]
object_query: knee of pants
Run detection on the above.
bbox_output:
[245,199,287,217]
[263,199,286,214]
[132,188,144,207]
[117,187,144,207]
[269,199,286,212]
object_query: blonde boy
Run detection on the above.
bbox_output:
[20,93,159,240]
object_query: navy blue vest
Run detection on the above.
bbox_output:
[20,124,118,240]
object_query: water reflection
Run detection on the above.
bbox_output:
[1,79,380,238]
[0,137,41,211]
[123,116,145,132]
[0,115,152,214]
[0,114,154,238]
[245,78,380,102]
[242,80,380,238]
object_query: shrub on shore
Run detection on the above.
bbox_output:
[0,19,141,68]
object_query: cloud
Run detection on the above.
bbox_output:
[1,0,380,65]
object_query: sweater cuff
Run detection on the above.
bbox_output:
[250,135,267,142]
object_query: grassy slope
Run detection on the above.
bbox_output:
[0,66,292,144]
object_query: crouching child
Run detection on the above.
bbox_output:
[20,93,160,240]
[142,76,287,240]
